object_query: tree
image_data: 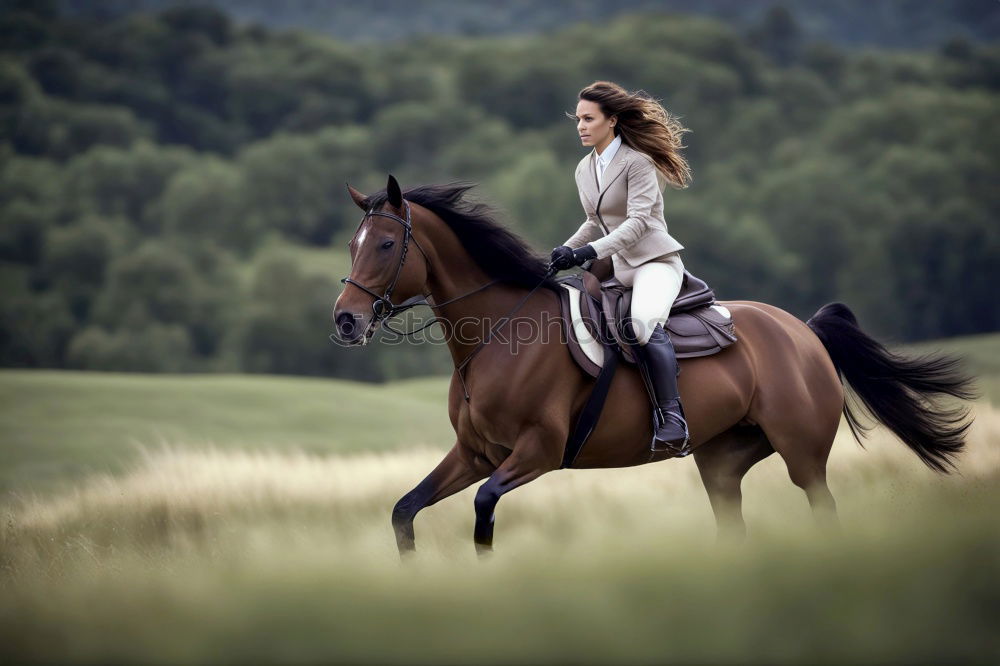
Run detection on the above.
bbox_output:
[159,158,253,252]
[489,150,581,248]
[93,240,238,358]
[238,126,373,245]
[67,320,194,372]
[62,141,195,232]
[0,273,74,367]
[42,215,123,320]
[747,5,802,67]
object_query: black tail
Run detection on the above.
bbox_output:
[806,302,979,473]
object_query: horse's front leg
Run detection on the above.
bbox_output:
[392,441,491,556]
[473,425,564,555]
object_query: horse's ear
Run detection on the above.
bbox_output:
[346,182,368,211]
[386,174,403,208]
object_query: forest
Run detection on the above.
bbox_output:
[1,2,997,380]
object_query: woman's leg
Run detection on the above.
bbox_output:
[628,254,685,345]
[626,253,690,454]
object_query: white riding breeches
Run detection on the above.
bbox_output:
[620,252,685,346]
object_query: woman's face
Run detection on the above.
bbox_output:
[575,99,616,151]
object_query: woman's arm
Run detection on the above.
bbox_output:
[564,217,602,249]
[562,166,604,249]
[588,157,659,260]
[564,188,602,248]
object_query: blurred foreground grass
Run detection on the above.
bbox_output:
[1,403,998,664]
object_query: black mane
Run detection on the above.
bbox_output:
[365,182,559,291]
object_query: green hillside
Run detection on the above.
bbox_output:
[0,370,454,495]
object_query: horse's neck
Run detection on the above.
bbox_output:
[421,233,541,368]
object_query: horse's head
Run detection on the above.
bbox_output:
[333,175,430,345]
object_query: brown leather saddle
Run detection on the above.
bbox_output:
[554,257,736,468]
[556,257,737,378]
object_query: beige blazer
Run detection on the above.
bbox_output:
[564,141,684,272]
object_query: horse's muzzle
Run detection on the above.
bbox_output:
[334,310,366,345]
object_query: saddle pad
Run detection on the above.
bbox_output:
[560,283,605,368]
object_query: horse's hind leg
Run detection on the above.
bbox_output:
[694,425,775,540]
[781,452,838,530]
[798,466,838,528]
[758,410,840,529]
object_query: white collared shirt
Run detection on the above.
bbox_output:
[595,133,622,190]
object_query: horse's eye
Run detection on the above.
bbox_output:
[381,240,395,250]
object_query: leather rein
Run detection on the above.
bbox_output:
[338,199,555,401]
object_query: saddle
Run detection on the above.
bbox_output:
[553,257,736,468]
[556,258,737,379]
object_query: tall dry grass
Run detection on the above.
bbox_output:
[1,403,998,664]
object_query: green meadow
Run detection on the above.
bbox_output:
[0,370,452,496]
[1,334,997,664]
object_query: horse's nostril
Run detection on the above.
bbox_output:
[336,312,359,339]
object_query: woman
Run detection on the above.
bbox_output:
[550,80,693,455]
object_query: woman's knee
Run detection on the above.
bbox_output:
[629,260,684,345]
[627,295,665,346]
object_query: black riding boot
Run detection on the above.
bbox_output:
[628,322,691,457]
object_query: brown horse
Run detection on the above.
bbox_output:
[333,176,977,555]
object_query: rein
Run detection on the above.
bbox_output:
[338,199,556,401]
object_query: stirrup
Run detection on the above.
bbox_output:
[650,407,691,457]
[651,433,691,457]
[651,434,692,457]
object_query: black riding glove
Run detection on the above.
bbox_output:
[550,244,597,271]
[572,244,597,266]
[550,245,576,270]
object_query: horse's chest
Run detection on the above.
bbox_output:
[460,401,519,447]
[449,385,509,448]
[451,344,564,448]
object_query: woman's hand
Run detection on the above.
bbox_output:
[550,245,575,270]
[550,244,596,271]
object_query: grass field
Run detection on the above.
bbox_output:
[0,333,997,664]
[0,370,453,495]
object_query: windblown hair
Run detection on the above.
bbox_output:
[567,80,693,189]
[365,182,559,291]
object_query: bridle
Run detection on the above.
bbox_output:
[341,200,425,338]
[340,200,498,341]
[338,198,557,401]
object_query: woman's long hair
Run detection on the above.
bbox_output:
[569,81,692,189]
